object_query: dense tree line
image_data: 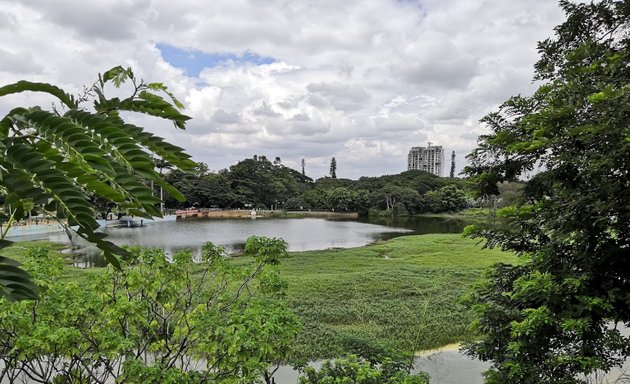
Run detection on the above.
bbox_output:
[162,156,471,215]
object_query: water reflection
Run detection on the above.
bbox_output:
[361,215,471,240]
[270,349,490,384]
[65,248,110,268]
[100,217,412,254]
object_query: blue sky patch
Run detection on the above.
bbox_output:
[157,43,275,77]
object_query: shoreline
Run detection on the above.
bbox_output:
[415,342,462,357]
[193,210,359,219]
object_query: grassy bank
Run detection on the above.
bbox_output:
[3,234,516,361]
[231,233,517,360]
[414,208,494,220]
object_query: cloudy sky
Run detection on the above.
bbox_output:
[0,0,565,179]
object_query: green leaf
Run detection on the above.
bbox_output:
[0,81,77,109]
[0,66,193,298]
[99,98,191,129]
[0,256,38,301]
[142,86,185,109]
[101,66,133,87]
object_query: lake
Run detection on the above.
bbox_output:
[17,215,472,267]
[13,215,629,383]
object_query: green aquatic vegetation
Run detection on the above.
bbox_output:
[233,234,517,361]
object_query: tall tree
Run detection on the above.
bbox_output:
[301,158,306,176]
[450,151,455,178]
[374,185,423,215]
[329,157,337,179]
[227,156,300,208]
[463,1,630,382]
[0,66,195,300]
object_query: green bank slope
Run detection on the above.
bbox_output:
[276,234,517,360]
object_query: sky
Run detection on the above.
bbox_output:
[0,0,566,179]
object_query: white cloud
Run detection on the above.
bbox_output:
[0,0,565,178]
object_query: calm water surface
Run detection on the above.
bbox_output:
[19,216,471,267]
[271,348,491,384]
[104,217,411,253]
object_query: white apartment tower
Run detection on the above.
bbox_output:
[407,143,445,176]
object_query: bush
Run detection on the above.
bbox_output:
[0,238,299,383]
[298,355,429,384]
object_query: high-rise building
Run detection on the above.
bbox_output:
[407,143,445,176]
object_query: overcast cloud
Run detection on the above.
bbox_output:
[0,0,565,179]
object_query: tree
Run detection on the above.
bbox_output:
[167,172,236,209]
[424,185,468,213]
[0,66,195,300]
[301,158,306,176]
[329,157,337,179]
[285,197,309,210]
[374,185,424,215]
[227,155,301,208]
[323,187,353,211]
[0,238,300,383]
[450,150,456,178]
[463,1,630,382]
[299,355,429,384]
[193,162,210,177]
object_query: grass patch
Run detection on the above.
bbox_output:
[232,233,517,360]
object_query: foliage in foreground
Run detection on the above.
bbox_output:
[464,1,630,383]
[0,237,299,383]
[299,355,429,384]
[0,66,195,300]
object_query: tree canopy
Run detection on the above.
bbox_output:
[463,1,630,382]
[0,238,299,383]
[0,66,195,300]
[162,163,468,215]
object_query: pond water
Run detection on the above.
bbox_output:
[17,215,473,267]
[271,346,491,384]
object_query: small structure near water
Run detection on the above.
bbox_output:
[175,208,199,218]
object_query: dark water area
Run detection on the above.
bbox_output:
[360,215,472,240]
